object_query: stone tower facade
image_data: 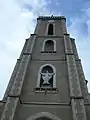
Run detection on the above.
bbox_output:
[0,16,90,120]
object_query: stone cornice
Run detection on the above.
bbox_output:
[37,16,66,21]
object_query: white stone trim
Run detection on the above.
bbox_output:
[48,20,55,23]
[27,112,61,120]
[30,35,36,53]
[37,64,56,88]
[46,22,55,36]
[42,39,56,52]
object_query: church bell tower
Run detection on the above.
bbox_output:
[0,16,90,120]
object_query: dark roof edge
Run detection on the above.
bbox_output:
[37,16,66,21]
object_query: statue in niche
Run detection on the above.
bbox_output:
[40,70,54,85]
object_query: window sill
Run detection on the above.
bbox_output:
[46,35,56,36]
[34,87,58,94]
[41,51,56,53]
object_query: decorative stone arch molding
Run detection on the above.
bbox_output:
[37,64,56,88]
[42,39,56,52]
[27,112,62,120]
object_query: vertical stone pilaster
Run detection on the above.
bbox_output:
[10,35,36,96]
[64,33,87,120]
[71,99,87,120]
[3,59,21,101]
[64,34,73,54]
[3,35,35,100]
[66,55,82,97]
[76,60,89,103]
[19,38,29,59]
[1,97,19,120]
[25,34,36,54]
[64,34,82,97]
[1,34,36,120]
[34,19,41,35]
[61,18,67,34]
[70,38,79,60]
[29,35,36,53]
[10,54,31,96]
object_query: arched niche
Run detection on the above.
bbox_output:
[37,64,56,88]
[27,112,62,120]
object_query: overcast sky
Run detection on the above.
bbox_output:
[0,0,90,99]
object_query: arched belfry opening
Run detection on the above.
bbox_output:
[45,40,54,52]
[42,39,56,53]
[48,24,53,35]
